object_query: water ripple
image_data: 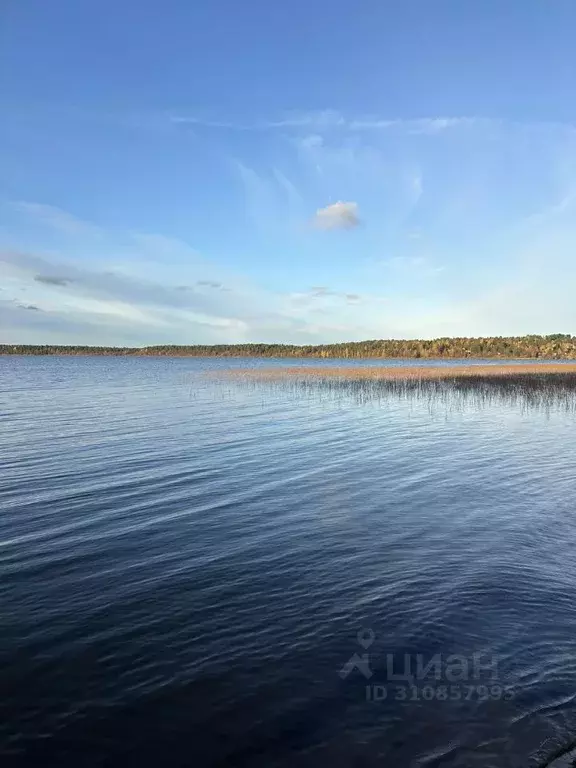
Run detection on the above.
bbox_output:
[2,356,576,766]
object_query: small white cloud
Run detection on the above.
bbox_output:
[313,201,360,230]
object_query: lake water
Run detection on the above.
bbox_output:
[2,356,576,767]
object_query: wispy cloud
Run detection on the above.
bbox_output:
[2,248,225,322]
[168,112,576,138]
[12,202,102,236]
[234,160,283,234]
[313,201,360,230]
[2,245,377,345]
[170,109,348,131]
[169,111,481,135]
[521,190,576,228]
[288,287,366,306]
[2,249,240,319]
[272,167,304,220]
[411,172,423,203]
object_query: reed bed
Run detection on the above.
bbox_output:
[218,364,576,414]
[228,363,576,381]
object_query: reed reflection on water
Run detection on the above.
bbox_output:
[226,368,576,768]
[229,370,576,415]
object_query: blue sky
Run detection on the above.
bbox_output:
[2,0,576,345]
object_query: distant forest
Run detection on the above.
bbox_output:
[2,335,576,359]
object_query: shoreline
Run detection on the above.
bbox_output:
[2,335,576,360]
[2,351,576,362]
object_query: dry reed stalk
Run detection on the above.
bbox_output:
[222,363,576,381]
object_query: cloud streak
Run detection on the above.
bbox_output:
[169,111,484,135]
[12,202,102,236]
[168,111,576,140]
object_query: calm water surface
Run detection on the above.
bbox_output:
[2,356,576,767]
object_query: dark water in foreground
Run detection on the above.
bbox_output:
[2,356,576,767]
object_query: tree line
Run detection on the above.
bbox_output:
[2,335,576,359]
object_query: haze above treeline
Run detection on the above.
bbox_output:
[2,335,576,359]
